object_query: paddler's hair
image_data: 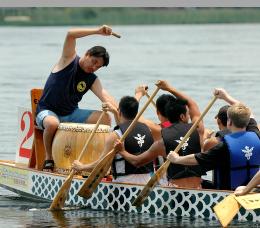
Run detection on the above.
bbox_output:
[165,98,188,123]
[86,46,109,66]
[227,103,251,128]
[156,94,176,118]
[119,96,139,120]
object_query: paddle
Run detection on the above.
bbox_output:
[214,192,260,227]
[49,110,106,210]
[213,194,240,227]
[145,92,156,108]
[77,86,160,199]
[132,96,218,207]
[112,32,121,38]
[235,192,260,210]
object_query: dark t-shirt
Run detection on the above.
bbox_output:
[36,56,97,116]
[195,118,260,190]
[215,129,231,139]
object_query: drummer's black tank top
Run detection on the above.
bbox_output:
[36,56,97,116]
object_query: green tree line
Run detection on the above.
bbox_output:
[1,8,260,25]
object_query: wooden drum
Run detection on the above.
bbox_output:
[52,123,110,174]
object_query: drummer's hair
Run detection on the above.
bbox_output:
[156,94,176,118]
[165,98,188,123]
[86,46,109,66]
[119,96,139,120]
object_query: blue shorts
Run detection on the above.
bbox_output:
[36,108,95,130]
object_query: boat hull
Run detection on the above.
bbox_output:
[0,161,259,222]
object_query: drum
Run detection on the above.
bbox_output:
[52,123,110,174]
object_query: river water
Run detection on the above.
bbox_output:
[0,24,260,227]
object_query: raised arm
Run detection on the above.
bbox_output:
[214,88,254,118]
[54,25,113,72]
[156,80,205,145]
[156,80,201,124]
[214,88,240,105]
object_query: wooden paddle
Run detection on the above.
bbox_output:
[214,192,260,227]
[213,194,240,227]
[112,32,121,38]
[132,96,217,207]
[49,111,106,210]
[77,86,160,199]
[145,92,156,108]
[235,192,260,210]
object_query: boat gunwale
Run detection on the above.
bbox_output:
[0,160,233,193]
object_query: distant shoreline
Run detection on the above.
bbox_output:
[1,8,260,26]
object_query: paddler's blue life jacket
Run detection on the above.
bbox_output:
[215,131,260,190]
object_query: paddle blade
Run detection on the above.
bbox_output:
[132,160,170,207]
[77,151,115,198]
[49,172,74,210]
[213,194,240,227]
[235,193,260,210]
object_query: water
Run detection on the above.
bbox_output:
[1,24,260,227]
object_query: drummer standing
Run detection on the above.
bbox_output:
[36,25,118,172]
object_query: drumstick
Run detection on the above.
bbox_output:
[112,32,121,38]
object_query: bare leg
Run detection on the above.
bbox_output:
[42,115,60,161]
[86,111,111,126]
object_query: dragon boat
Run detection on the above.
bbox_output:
[0,159,260,223]
[0,89,259,224]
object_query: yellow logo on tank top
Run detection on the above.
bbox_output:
[77,81,86,92]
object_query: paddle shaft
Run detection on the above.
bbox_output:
[145,93,156,108]
[49,111,106,210]
[78,111,106,161]
[133,96,217,206]
[112,32,121,38]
